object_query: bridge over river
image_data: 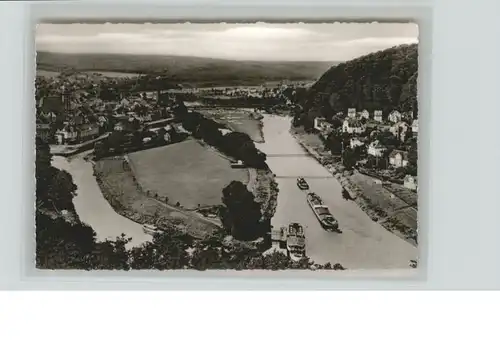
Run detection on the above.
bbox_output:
[257,113,417,269]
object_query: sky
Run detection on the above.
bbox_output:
[36,23,418,62]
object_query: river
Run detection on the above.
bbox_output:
[51,154,151,248]
[256,114,418,269]
[51,112,417,269]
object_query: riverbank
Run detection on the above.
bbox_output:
[51,155,152,247]
[50,133,110,156]
[290,126,418,247]
[93,155,221,239]
[195,107,265,143]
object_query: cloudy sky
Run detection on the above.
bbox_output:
[36,23,418,62]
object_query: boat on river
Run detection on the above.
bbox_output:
[143,224,161,235]
[296,177,309,190]
[306,192,339,231]
[286,223,306,261]
[230,160,246,168]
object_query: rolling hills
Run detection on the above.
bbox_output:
[36,51,336,86]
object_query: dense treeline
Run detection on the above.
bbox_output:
[36,138,341,270]
[179,108,267,168]
[297,44,418,126]
[201,96,283,108]
[37,138,343,270]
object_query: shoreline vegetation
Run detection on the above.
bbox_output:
[290,126,417,247]
[289,43,418,247]
[92,108,277,240]
[93,155,221,239]
[39,140,339,270]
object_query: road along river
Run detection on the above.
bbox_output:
[256,114,418,269]
[51,154,151,248]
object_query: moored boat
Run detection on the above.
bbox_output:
[286,223,306,261]
[143,224,161,235]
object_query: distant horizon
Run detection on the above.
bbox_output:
[36,23,419,62]
[37,50,346,64]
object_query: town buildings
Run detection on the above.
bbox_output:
[55,124,78,144]
[314,117,333,135]
[342,118,366,134]
[389,150,409,168]
[367,140,387,157]
[412,119,419,134]
[360,109,370,120]
[404,175,418,191]
[373,110,383,123]
[388,110,402,123]
[390,121,410,141]
[350,138,365,149]
[347,108,356,119]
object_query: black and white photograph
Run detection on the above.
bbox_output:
[35,22,419,271]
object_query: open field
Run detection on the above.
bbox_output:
[127,139,249,209]
[36,51,335,86]
[197,108,264,143]
[94,156,220,238]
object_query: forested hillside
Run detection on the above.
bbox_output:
[296,43,418,126]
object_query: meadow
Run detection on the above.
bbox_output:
[127,139,249,209]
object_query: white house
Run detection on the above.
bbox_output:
[36,124,52,142]
[373,110,383,122]
[360,109,370,120]
[342,118,366,134]
[119,98,130,107]
[350,138,365,149]
[367,140,387,157]
[347,108,356,119]
[404,175,418,191]
[40,111,57,123]
[55,124,78,145]
[412,119,419,133]
[314,117,326,131]
[388,110,402,123]
[314,117,333,135]
[390,121,410,141]
[389,150,409,168]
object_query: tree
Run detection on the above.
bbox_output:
[300,44,418,117]
[325,132,343,155]
[342,148,358,170]
[406,141,418,176]
[181,111,202,132]
[93,234,132,270]
[94,140,109,159]
[172,100,189,121]
[129,228,192,270]
[36,212,97,269]
[108,131,126,153]
[220,181,263,241]
[376,131,400,149]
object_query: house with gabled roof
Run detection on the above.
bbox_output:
[342,118,366,134]
[389,150,409,168]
